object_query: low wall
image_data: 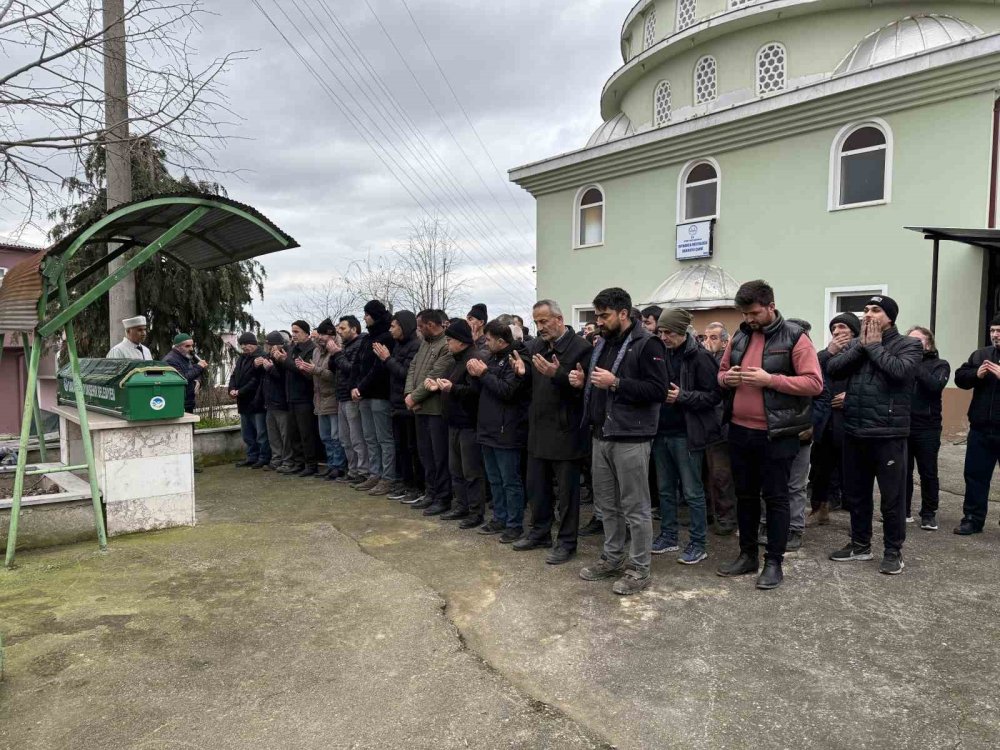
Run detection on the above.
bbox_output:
[194,426,242,459]
[0,500,97,554]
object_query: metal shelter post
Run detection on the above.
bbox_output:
[21,332,48,463]
[930,237,940,334]
[5,335,42,568]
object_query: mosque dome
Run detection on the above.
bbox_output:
[647,264,740,310]
[834,14,983,76]
[586,112,635,148]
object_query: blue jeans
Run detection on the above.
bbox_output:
[317,413,347,471]
[240,412,270,465]
[482,445,525,529]
[652,433,707,547]
[359,399,397,481]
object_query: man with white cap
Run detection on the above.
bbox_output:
[107,316,153,360]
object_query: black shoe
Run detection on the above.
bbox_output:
[879,550,905,575]
[786,530,802,551]
[920,514,938,531]
[411,495,435,510]
[440,508,470,521]
[757,523,767,547]
[251,462,266,469]
[336,471,362,484]
[755,561,783,590]
[714,521,737,537]
[297,466,318,478]
[716,552,759,577]
[499,527,523,544]
[512,537,551,551]
[829,542,873,562]
[459,515,484,530]
[545,547,575,565]
[325,469,347,481]
[954,518,982,535]
[235,459,255,468]
[423,502,450,517]
[478,519,505,535]
[578,517,603,536]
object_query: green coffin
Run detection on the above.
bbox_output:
[57,358,188,421]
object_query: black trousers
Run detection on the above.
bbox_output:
[810,423,844,510]
[449,426,484,515]
[392,414,424,489]
[525,455,582,552]
[906,428,941,518]
[416,414,450,503]
[287,402,319,468]
[961,428,1000,528]
[844,437,907,553]
[729,424,798,563]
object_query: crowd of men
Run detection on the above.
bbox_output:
[109,279,1000,593]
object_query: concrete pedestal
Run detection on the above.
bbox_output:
[56,405,199,536]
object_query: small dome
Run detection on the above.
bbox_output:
[647,264,740,310]
[834,14,982,76]
[586,112,635,148]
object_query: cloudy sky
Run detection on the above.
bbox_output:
[2,0,626,329]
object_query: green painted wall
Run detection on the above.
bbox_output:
[535,91,993,376]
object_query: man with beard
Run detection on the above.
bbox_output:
[351,300,397,496]
[327,316,369,484]
[272,320,320,477]
[569,287,668,595]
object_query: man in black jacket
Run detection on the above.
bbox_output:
[651,308,721,565]
[570,288,668,596]
[229,332,269,468]
[163,333,207,414]
[954,315,1000,534]
[272,320,320,477]
[374,310,424,502]
[327,316,369,484]
[468,320,529,544]
[827,296,922,574]
[352,300,397,496]
[256,331,293,472]
[513,300,593,564]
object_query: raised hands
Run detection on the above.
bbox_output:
[568,362,586,389]
[532,353,559,378]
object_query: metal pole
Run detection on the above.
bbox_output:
[5,334,41,569]
[59,278,108,553]
[21,333,48,463]
[930,237,940,334]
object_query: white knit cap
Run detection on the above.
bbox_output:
[122,315,147,329]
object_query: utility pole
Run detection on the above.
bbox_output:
[103,0,133,348]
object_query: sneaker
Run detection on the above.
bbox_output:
[387,484,409,500]
[879,550,905,575]
[354,476,380,492]
[677,542,707,565]
[829,542,874,562]
[578,516,604,537]
[368,479,392,496]
[478,519,505,535]
[905,516,914,524]
[499,527,522,544]
[651,533,679,555]
[786,530,803,552]
[579,558,625,581]
[954,518,982,535]
[401,492,424,505]
[920,514,938,531]
[411,495,435,510]
[612,568,651,596]
[336,471,362,484]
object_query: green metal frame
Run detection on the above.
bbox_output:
[2,197,285,568]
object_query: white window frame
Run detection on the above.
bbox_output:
[643,7,657,50]
[693,55,718,105]
[573,183,606,250]
[653,80,672,127]
[677,0,697,32]
[824,284,888,344]
[828,118,893,211]
[677,157,721,223]
[572,305,596,331]
[755,42,787,96]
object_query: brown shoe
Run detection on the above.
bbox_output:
[806,504,830,527]
[354,476,380,492]
[367,479,392,496]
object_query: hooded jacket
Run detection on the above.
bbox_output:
[228,346,265,415]
[329,333,366,402]
[405,329,452,416]
[473,341,529,449]
[384,311,420,416]
[441,344,482,429]
[353,313,395,400]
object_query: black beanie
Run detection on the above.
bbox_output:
[393,310,417,339]
[364,299,389,319]
[829,313,861,338]
[865,295,898,324]
[445,318,474,345]
[292,319,311,334]
[265,331,285,346]
[238,332,258,346]
[468,303,488,323]
[316,318,336,336]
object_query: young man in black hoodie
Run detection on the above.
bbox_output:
[352,300,397,496]
[906,326,950,530]
[229,332,269,468]
[271,320,320,477]
[374,310,424,501]
[327,316,369,484]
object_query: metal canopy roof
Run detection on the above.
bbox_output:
[905,226,1000,250]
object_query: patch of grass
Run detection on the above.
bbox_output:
[197,416,240,430]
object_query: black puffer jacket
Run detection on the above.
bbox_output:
[955,345,1000,432]
[384,311,420,416]
[910,350,951,431]
[353,314,394,400]
[279,338,315,406]
[228,347,265,415]
[473,342,529,449]
[329,333,365,402]
[827,326,922,438]
[441,345,482,429]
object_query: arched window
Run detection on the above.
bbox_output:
[677,0,697,31]
[694,56,717,104]
[643,8,657,50]
[679,160,720,221]
[831,121,892,209]
[575,185,605,247]
[756,43,786,95]
[653,81,672,127]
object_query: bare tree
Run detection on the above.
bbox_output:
[276,276,356,326]
[393,216,468,313]
[0,0,244,228]
[276,253,400,325]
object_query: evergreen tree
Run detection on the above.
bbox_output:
[48,138,266,365]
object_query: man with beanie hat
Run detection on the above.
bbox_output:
[271,321,321,477]
[351,300,397,496]
[650,308,722,565]
[229,332,270,468]
[256,332,294,472]
[163,333,207,414]
[828,295,921,574]
[374,310,424,501]
[301,319,347,480]
[467,303,489,354]
[808,313,861,524]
